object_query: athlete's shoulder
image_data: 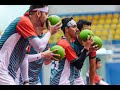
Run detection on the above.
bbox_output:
[57,36,70,49]
[19,16,31,24]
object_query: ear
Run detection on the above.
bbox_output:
[36,11,41,18]
[65,27,68,33]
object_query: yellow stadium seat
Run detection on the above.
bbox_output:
[110,24,117,29]
[106,14,113,19]
[113,13,119,18]
[105,19,112,24]
[87,15,93,21]
[95,31,101,36]
[102,31,108,36]
[91,25,96,30]
[111,29,116,35]
[104,24,110,29]
[92,20,98,25]
[100,14,106,19]
[112,18,119,24]
[73,16,80,22]
[101,35,107,40]
[96,25,103,30]
[114,34,120,40]
[93,15,99,20]
[79,16,87,20]
[116,24,120,29]
[98,19,105,24]
[116,29,120,34]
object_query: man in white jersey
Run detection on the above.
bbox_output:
[0,5,61,85]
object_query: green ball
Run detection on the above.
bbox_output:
[92,36,103,49]
[79,29,94,41]
[50,45,65,60]
[48,15,61,25]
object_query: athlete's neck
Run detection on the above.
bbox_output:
[65,33,75,42]
[77,34,83,45]
[35,27,44,36]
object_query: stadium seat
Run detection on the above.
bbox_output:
[114,34,120,40]
[105,19,112,24]
[98,19,105,24]
[116,29,120,34]
[73,16,80,22]
[100,14,106,19]
[79,16,87,20]
[111,29,116,35]
[106,14,113,19]
[91,25,96,30]
[93,15,99,20]
[113,13,119,18]
[112,18,119,24]
[110,24,117,29]
[87,15,93,21]
[96,25,103,30]
[104,24,110,30]
[116,24,120,29]
[102,31,108,37]
[101,35,107,40]
[92,20,98,25]
[95,31,101,36]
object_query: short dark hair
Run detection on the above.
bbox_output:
[61,17,73,34]
[96,57,101,64]
[28,5,48,15]
[77,19,92,31]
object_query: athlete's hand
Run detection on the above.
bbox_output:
[47,20,62,35]
[41,49,60,61]
[82,35,94,50]
[89,44,99,52]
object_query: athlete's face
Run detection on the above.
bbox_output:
[82,24,91,30]
[67,25,77,39]
[35,6,48,27]
[37,11,48,27]
[96,61,102,69]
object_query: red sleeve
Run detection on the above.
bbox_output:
[16,16,37,40]
[94,73,101,84]
[57,39,78,62]
[89,51,96,59]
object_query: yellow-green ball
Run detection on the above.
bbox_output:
[79,29,94,41]
[50,45,65,60]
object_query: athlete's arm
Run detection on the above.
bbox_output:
[20,55,29,85]
[89,51,96,85]
[16,16,61,53]
[72,48,89,70]
[28,31,51,52]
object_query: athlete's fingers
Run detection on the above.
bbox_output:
[51,49,58,53]
[51,56,59,61]
[92,44,98,48]
[51,53,60,57]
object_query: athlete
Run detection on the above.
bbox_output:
[0,5,61,85]
[76,19,98,85]
[50,17,95,85]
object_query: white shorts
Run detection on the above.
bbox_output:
[74,76,85,85]
[0,68,16,85]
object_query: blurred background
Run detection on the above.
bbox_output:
[0,5,120,85]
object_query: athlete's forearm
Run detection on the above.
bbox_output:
[72,48,89,70]
[20,55,29,82]
[29,31,51,52]
[89,58,96,85]
[27,53,42,62]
